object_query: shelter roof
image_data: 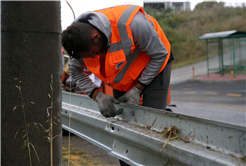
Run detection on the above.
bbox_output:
[199,30,246,40]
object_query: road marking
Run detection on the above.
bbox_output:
[184,91,197,94]
[212,105,246,111]
[226,93,242,97]
[171,91,243,97]
[205,92,218,95]
[184,102,203,106]
[178,102,246,111]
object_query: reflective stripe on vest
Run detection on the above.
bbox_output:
[144,12,154,27]
[110,6,155,84]
[105,6,141,83]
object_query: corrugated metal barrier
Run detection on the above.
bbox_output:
[62,91,246,166]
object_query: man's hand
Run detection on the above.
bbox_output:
[94,91,123,118]
[118,86,143,104]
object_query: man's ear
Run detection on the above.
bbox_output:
[92,30,100,43]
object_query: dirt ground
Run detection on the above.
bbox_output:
[62,133,120,166]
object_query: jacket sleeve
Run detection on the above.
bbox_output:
[68,58,99,96]
[130,11,169,85]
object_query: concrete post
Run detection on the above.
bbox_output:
[1,1,62,165]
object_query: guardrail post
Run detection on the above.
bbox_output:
[192,66,195,78]
[1,1,62,165]
[231,67,234,80]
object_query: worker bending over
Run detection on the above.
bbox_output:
[61,5,174,118]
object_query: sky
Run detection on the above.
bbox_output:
[60,0,143,30]
[60,0,246,30]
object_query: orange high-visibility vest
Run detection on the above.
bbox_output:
[84,5,171,92]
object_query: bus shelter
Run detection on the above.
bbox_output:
[199,30,246,77]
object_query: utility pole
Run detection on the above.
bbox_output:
[1,1,62,165]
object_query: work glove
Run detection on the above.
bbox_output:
[94,91,123,118]
[118,86,143,104]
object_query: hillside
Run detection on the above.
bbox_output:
[144,2,246,69]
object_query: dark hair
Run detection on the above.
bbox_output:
[61,22,94,59]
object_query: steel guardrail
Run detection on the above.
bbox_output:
[62,91,246,166]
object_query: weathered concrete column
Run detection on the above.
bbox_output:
[1,1,62,165]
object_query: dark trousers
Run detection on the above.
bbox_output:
[114,62,172,166]
[113,62,172,110]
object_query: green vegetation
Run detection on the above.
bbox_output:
[144,2,246,69]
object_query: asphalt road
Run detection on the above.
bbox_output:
[170,79,246,105]
[168,79,246,126]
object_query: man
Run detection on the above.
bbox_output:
[61,5,174,118]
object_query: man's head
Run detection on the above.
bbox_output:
[61,22,108,59]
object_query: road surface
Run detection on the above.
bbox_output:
[169,79,246,126]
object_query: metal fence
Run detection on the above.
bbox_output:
[62,91,246,166]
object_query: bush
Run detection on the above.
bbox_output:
[144,2,246,68]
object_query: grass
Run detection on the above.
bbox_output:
[145,2,246,70]
[172,55,207,69]
[13,76,62,166]
[62,143,113,166]
[13,78,40,166]
[159,126,190,149]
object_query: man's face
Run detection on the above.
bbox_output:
[75,33,108,59]
[77,45,107,59]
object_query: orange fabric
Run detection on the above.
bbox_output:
[167,86,171,104]
[102,82,114,97]
[62,71,69,84]
[62,72,66,83]
[84,5,171,92]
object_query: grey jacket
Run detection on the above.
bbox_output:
[69,9,168,96]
